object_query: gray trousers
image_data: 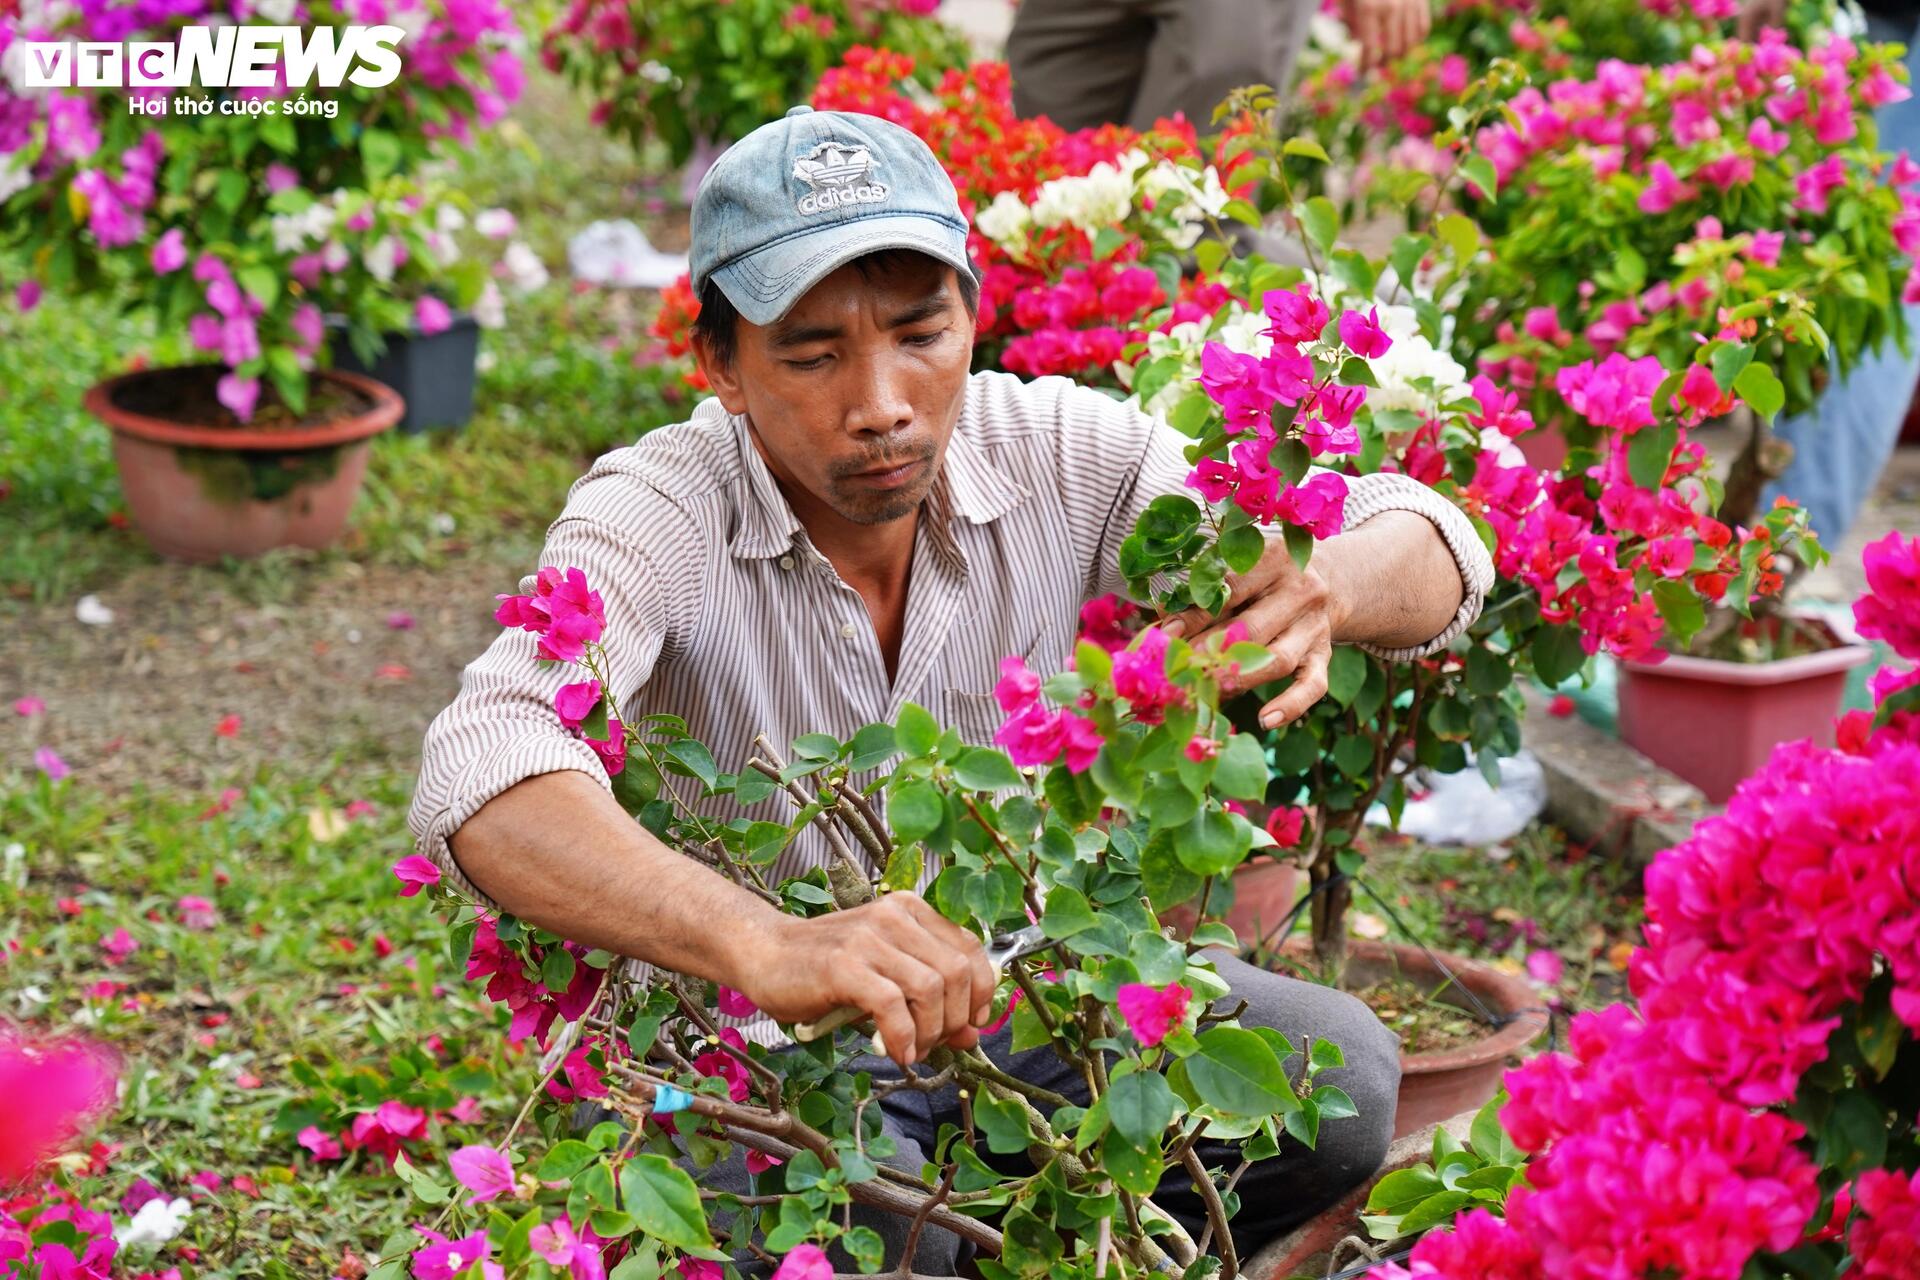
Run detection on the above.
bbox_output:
[1007,0,1319,133]
[672,953,1399,1270]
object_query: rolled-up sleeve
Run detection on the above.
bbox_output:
[407,478,693,909]
[1059,380,1493,661]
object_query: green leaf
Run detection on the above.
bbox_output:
[541,947,577,992]
[238,264,278,307]
[1435,213,1480,266]
[972,1089,1033,1155]
[1141,830,1202,910]
[1092,226,1128,260]
[1816,1089,1888,1177]
[895,703,941,757]
[1325,646,1366,708]
[1735,362,1785,420]
[888,781,944,842]
[1530,624,1587,687]
[953,748,1022,792]
[1102,1132,1163,1195]
[1331,733,1374,778]
[1041,886,1099,939]
[539,1140,597,1181]
[1468,1092,1520,1167]
[1282,137,1331,162]
[1174,808,1251,877]
[791,732,839,760]
[1627,421,1678,490]
[1170,389,1215,438]
[1460,155,1498,200]
[1212,732,1269,801]
[1465,645,1511,696]
[1299,197,1339,254]
[1709,343,1753,392]
[1219,522,1266,575]
[880,843,925,894]
[1651,579,1706,646]
[663,740,718,789]
[1187,1027,1298,1116]
[1106,1070,1178,1146]
[1395,1189,1473,1237]
[618,1156,713,1249]
[1283,522,1315,572]
[360,127,402,180]
[1221,198,1263,228]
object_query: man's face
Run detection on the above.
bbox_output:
[695,257,975,527]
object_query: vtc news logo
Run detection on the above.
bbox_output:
[21,25,406,90]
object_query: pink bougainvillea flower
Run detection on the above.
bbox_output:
[176,896,218,931]
[449,1096,484,1124]
[198,787,243,821]
[1525,949,1565,985]
[1854,531,1920,660]
[690,1027,754,1103]
[1264,806,1307,847]
[99,928,137,966]
[449,1145,517,1205]
[16,280,42,311]
[1336,306,1392,359]
[993,655,1042,715]
[214,714,242,738]
[1116,982,1192,1047]
[415,296,454,337]
[348,1101,428,1165]
[0,1029,119,1185]
[531,1216,605,1280]
[344,800,377,821]
[716,986,757,1018]
[1184,735,1220,763]
[1262,285,1331,347]
[384,611,415,632]
[553,679,603,731]
[151,228,187,275]
[677,1261,723,1280]
[297,1126,344,1161]
[1078,594,1137,652]
[744,1150,784,1176]
[1273,472,1349,539]
[1112,628,1183,725]
[411,1226,501,1280]
[772,1245,833,1280]
[34,747,69,780]
[391,855,442,897]
[12,697,44,717]
[216,373,259,422]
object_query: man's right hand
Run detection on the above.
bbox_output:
[731,893,999,1069]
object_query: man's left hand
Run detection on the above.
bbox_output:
[1161,537,1349,730]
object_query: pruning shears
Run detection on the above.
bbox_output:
[792,922,1053,1044]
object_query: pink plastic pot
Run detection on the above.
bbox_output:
[1617,621,1873,804]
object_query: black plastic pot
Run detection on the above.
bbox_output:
[327,310,480,434]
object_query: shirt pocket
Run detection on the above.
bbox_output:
[939,619,1060,748]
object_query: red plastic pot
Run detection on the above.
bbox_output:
[1617,620,1873,804]
[86,364,404,564]
[1280,938,1547,1140]
[1162,858,1301,951]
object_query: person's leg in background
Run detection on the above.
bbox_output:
[1763,13,1920,546]
[1126,0,1320,132]
[1007,0,1158,131]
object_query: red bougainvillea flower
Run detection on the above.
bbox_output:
[391,855,442,897]
[214,714,242,738]
[1116,982,1192,1047]
[449,1145,517,1205]
[716,986,757,1019]
[1848,1167,1920,1278]
[0,1028,119,1186]
[1264,806,1308,847]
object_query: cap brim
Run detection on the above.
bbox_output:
[709,214,977,326]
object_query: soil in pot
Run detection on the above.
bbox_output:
[109,361,375,432]
[1275,938,1547,1139]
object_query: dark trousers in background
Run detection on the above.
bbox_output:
[1006,0,1319,133]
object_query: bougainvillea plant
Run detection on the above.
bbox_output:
[1364,534,1920,1279]
[539,0,969,170]
[1107,92,1817,972]
[0,0,523,421]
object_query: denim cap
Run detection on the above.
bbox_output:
[689,105,976,325]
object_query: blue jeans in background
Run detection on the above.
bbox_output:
[1762,12,1920,547]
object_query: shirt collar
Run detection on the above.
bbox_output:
[725,406,1029,560]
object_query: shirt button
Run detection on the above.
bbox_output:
[839,623,857,639]
[778,555,795,571]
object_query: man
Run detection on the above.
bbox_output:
[409,106,1492,1268]
[1007,0,1432,135]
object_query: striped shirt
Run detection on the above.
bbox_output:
[408,370,1493,1036]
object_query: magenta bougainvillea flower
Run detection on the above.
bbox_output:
[1116,982,1192,1047]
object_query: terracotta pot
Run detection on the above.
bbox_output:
[1160,858,1301,951]
[1279,938,1547,1140]
[1617,617,1873,804]
[86,365,404,564]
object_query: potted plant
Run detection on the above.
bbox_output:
[1322,32,1911,799]
[1108,102,1817,1135]
[0,1,523,561]
[315,185,552,434]
[540,0,970,183]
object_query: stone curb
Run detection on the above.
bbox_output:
[1522,692,1713,862]
[1241,1109,1478,1280]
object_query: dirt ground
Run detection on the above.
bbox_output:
[2,553,509,796]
